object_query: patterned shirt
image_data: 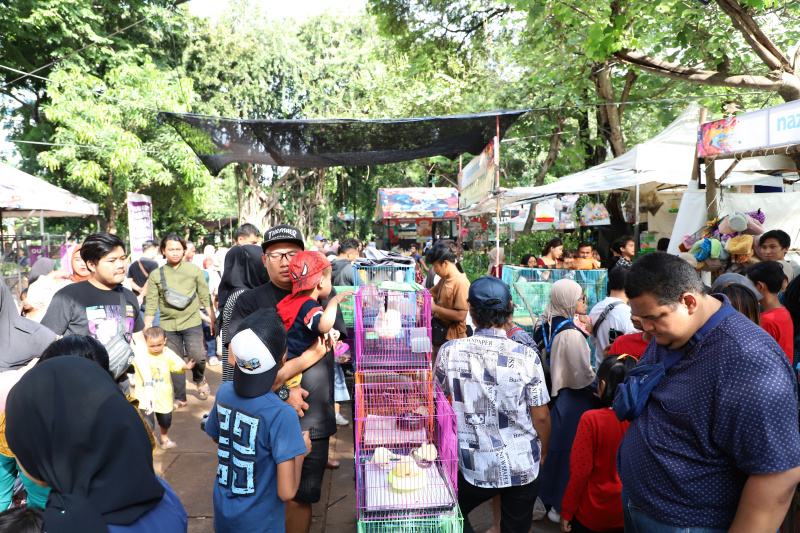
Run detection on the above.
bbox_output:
[434,327,550,488]
[618,296,800,528]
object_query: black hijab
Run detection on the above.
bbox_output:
[0,279,55,371]
[5,357,165,533]
[217,244,269,312]
[785,275,800,337]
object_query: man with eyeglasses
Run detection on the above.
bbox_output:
[227,224,347,533]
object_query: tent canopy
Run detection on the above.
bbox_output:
[161,110,526,176]
[491,103,796,209]
[0,163,99,218]
[376,188,459,221]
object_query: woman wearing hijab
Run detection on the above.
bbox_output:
[28,257,57,285]
[218,244,269,382]
[535,279,595,523]
[487,247,504,278]
[64,243,91,283]
[5,356,187,532]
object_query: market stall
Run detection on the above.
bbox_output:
[376,187,459,247]
[0,163,100,297]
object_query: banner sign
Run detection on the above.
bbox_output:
[126,192,154,255]
[459,137,497,209]
[697,99,800,157]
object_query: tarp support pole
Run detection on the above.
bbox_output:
[634,183,640,255]
[705,160,718,219]
[495,117,501,275]
[458,155,463,260]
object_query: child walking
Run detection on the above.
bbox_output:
[560,354,637,533]
[205,308,311,533]
[134,326,195,450]
[275,250,354,389]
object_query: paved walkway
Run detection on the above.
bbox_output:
[153,364,559,533]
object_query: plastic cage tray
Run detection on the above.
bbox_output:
[356,505,463,533]
[354,286,432,372]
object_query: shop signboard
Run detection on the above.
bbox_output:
[697,99,800,157]
[459,137,497,209]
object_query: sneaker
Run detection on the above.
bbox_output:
[208,356,220,366]
[335,413,349,426]
[547,508,560,523]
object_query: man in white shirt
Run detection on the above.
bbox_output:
[588,266,637,370]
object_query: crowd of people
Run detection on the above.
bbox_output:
[0,222,798,533]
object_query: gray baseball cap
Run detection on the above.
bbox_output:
[712,273,763,301]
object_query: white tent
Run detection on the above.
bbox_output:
[0,163,99,217]
[487,103,797,209]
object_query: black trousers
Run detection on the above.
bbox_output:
[458,471,540,533]
[165,325,206,402]
[139,410,173,432]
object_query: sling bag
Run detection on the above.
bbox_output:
[592,301,621,340]
[613,303,736,422]
[159,266,197,310]
[104,290,135,379]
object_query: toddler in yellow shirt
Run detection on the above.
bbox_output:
[134,326,194,449]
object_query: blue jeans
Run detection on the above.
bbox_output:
[201,313,216,359]
[622,488,727,533]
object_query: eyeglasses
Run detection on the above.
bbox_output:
[577,296,587,303]
[266,251,299,263]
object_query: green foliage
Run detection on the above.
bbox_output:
[36,58,217,235]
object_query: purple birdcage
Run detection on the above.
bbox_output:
[354,380,457,521]
[354,286,432,373]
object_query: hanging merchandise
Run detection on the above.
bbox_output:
[580,202,611,226]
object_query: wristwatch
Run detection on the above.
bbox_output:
[276,385,290,401]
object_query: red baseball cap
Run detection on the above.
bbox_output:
[288,251,329,294]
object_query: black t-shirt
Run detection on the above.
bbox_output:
[229,282,347,440]
[41,281,144,342]
[127,258,158,295]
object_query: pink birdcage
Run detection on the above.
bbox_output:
[354,380,457,521]
[354,285,432,373]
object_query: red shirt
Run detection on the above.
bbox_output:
[760,307,794,361]
[608,332,650,358]
[562,408,630,532]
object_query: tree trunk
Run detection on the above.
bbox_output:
[521,116,564,235]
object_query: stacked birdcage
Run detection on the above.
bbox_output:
[353,283,462,532]
[502,266,608,335]
[354,379,461,531]
[353,263,416,288]
[354,285,432,374]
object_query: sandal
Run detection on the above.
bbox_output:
[173,400,188,410]
[160,439,177,450]
[197,379,210,400]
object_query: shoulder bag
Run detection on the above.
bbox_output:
[614,303,736,422]
[105,290,135,379]
[159,266,197,309]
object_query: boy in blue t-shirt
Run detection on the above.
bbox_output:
[275,250,354,387]
[205,308,311,533]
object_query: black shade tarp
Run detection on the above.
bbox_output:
[159,110,526,176]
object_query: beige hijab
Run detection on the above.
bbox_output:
[487,247,505,276]
[545,279,595,396]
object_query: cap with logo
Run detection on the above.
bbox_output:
[262,225,305,252]
[288,251,330,294]
[230,308,288,398]
[468,276,512,310]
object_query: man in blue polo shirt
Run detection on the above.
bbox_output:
[619,252,800,533]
